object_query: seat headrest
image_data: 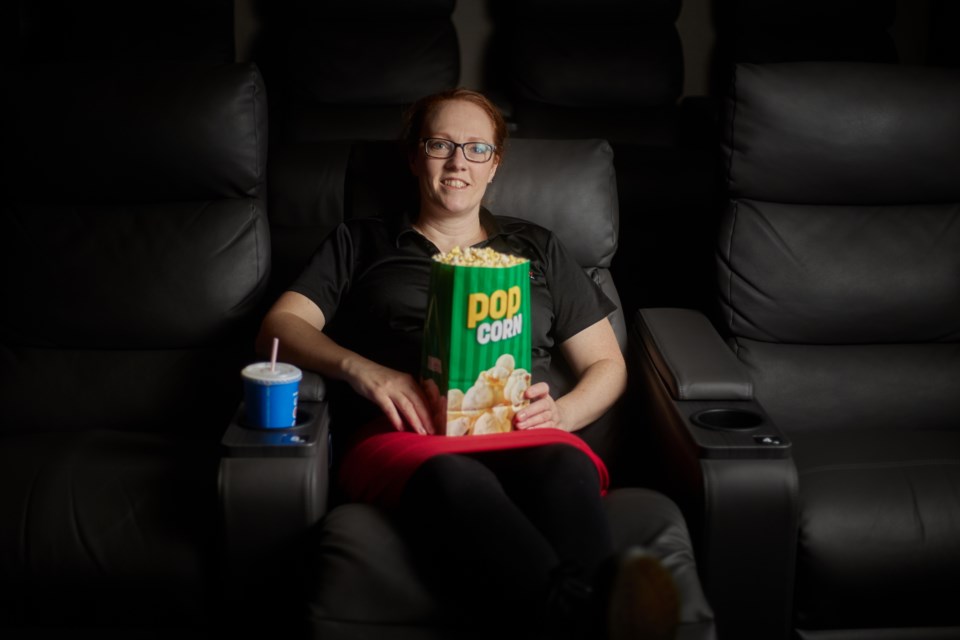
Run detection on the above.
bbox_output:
[484,139,619,269]
[724,62,960,204]
[5,63,270,349]
[9,63,267,202]
[259,2,457,106]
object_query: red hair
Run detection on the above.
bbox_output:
[401,88,508,160]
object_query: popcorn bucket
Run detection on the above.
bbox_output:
[421,248,532,436]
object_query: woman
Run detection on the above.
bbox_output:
[256,89,678,639]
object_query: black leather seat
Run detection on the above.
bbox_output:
[486,0,718,320]
[17,0,235,63]
[631,62,960,640]
[712,0,898,76]
[252,0,459,143]
[488,0,684,145]
[261,137,716,639]
[1,62,269,633]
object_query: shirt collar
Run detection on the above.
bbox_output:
[393,207,506,248]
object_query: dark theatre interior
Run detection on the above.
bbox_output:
[5,1,960,639]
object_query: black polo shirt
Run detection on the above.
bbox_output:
[290,208,616,428]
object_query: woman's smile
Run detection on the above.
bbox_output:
[413,99,499,220]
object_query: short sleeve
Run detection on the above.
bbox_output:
[288,223,355,323]
[545,232,618,344]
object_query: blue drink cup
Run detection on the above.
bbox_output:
[241,362,302,429]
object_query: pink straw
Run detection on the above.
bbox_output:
[270,337,279,373]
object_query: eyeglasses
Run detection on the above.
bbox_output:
[420,138,496,163]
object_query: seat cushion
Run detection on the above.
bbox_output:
[303,488,713,639]
[0,430,218,628]
[791,429,960,629]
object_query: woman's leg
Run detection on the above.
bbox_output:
[473,443,613,580]
[397,453,561,617]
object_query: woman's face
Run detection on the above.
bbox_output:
[412,99,500,220]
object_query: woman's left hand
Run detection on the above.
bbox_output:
[513,382,566,431]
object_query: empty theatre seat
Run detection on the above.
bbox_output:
[632,62,960,640]
[488,0,684,145]
[485,0,718,320]
[711,0,898,92]
[252,0,460,142]
[17,0,236,63]
[1,62,269,633]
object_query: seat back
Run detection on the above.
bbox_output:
[254,0,459,142]
[2,63,270,438]
[719,62,960,434]
[488,0,684,144]
[18,0,235,63]
[483,139,625,348]
[713,0,897,73]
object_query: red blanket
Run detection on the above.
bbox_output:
[338,419,610,507]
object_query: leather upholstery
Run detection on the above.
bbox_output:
[483,0,717,331]
[495,0,682,109]
[636,308,753,401]
[17,0,235,63]
[485,139,619,270]
[4,63,270,436]
[255,0,458,142]
[491,0,684,143]
[714,0,898,66]
[1,63,269,630]
[719,62,960,635]
[791,429,960,629]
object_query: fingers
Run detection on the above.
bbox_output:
[372,378,433,435]
[524,381,551,402]
[514,393,559,430]
[394,390,435,435]
[376,398,405,432]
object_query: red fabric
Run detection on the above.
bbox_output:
[338,418,610,507]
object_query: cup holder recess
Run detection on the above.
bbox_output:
[238,407,313,430]
[691,408,764,431]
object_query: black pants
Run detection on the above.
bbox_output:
[397,443,613,625]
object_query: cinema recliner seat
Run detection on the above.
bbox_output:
[252,0,459,143]
[487,0,718,322]
[255,137,716,639]
[1,63,269,633]
[631,62,960,640]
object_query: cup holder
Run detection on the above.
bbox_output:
[238,407,313,430]
[691,408,764,431]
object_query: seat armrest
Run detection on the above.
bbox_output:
[635,308,788,460]
[637,307,752,401]
[630,308,798,640]
[219,398,331,595]
[299,369,327,402]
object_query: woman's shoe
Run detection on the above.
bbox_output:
[604,547,680,640]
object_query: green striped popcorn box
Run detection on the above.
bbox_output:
[421,248,532,436]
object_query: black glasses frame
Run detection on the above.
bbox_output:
[420,137,497,163]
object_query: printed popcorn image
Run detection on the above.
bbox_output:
[421,247,532,436]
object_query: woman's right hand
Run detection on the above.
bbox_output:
[257,292,435,436]
[342,358,435,435]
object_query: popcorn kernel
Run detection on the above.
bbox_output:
[433,246,528,267]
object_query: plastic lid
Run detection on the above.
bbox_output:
[241,362,303,384]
